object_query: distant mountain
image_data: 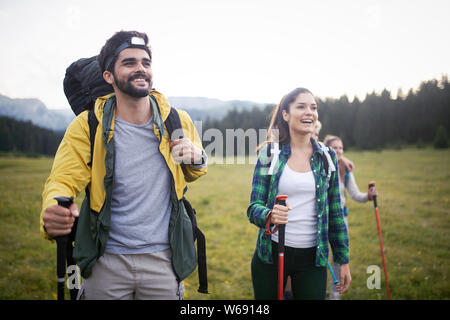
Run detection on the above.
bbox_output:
[168,96,268,121]
[0,94,74,132]
[0,93,268,131]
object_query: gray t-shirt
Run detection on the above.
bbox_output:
[105,115,172,254]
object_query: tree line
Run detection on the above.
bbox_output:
[202,76,450,152]
[0,116,63,156]
[1,76,448,157]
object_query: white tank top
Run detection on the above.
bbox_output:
[271,164,318,248]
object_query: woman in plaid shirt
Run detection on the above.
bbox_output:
[247,87,351,299]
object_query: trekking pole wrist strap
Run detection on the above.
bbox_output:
[264,210,278,235]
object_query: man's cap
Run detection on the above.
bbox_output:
[105,36,149,71]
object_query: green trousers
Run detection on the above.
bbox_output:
[251,241,327,300]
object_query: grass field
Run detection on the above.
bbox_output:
[0,148,449,300]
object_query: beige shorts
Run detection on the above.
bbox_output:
[77,248,184,300]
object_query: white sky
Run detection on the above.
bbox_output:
[0,0,449,109]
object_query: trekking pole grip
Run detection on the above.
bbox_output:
[54,196,73,300]
[368,181,377,208]
[275,195,288,251]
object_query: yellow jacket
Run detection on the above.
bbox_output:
[40,90,207,241]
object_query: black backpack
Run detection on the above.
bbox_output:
[63,56,114,116]
[63,56,208,294]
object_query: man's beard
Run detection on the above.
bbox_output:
[114,73,152,98]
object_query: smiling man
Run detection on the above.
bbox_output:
[40,31,207,300]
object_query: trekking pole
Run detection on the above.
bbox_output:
[327,261,339,286]
[54,196,74,301]
[368,182,391,300]
[276,195,288,300]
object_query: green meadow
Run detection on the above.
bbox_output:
[0,148,449,300]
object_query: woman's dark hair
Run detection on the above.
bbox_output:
[97,30,152,73]
[264,87,314,147]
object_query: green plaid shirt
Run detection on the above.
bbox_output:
[247,139,349,266]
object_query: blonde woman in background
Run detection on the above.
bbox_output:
[324,134,377,300]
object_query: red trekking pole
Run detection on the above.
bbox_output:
[276,195,288,300]
[368,182,391,300]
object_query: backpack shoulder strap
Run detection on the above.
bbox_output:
[165,107,184,140]
[73,108,99,275]
[182,198,208,294]
[317,142,336,181]
[149,93,184,141]
[266,142,272,158]
[87,109,99,167]
[321,150,329,179]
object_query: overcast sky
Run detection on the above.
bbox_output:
[0,0,449,109]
